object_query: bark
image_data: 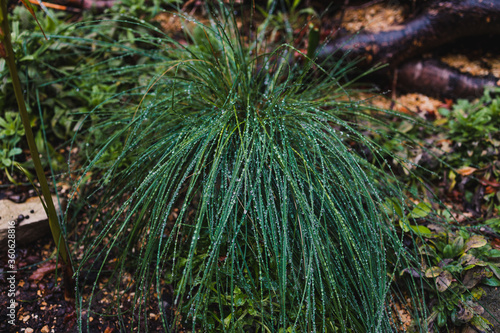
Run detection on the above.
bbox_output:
[396,59,499,99]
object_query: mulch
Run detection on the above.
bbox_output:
[0,235,78,333]
[0,232,169,333]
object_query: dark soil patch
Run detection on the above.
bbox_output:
[481,286,500,332]
[0,235,77,333]
[0,233,167,332]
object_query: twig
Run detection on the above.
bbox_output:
[28,0,81,12]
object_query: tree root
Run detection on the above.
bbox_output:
[319,0,500,99]
[396,59,499,99]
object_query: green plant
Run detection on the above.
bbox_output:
[435,88,500,213]
[104,0,181,20]
[403,228,500,331]
[0,4,163,176]
[68,3,434,331]
[438,88,500,168]
[0,5,91,178]
[0,112,25,182]
[258,0,318,43]
[0,0,73,292]
[367,88,500,216]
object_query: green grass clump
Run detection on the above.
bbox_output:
[72,3,427,331]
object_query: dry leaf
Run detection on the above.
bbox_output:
[436,271,453,292]
[464,235,487,253]
[456,166,477,176]
[463,267,489,289]
[491,238,500,250]
[29,262,62,282]
[479,178,500,188]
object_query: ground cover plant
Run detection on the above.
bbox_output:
[59,1,444,331]
[0,0,74,294]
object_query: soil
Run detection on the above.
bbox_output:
[480,286,500,332]
[0,235,78,333]
[0,232,168,332]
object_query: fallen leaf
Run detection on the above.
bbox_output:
[463,267,490,289]
[29,262,62,282]
[425,266,443,278]
[63,310,76,326]
[401,267,422,278]
[479,178,500,188]
[444,98,453,108]
[456,166,477,176]
[456,303,474,322]
[485,186,498,195]
[459,254,478,267]
[491,238,500,250]
[464,235,487,252]
[436,270,453,292]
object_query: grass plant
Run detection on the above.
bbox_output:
[68,2,430,331]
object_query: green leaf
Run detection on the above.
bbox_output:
[223,313,232,328]
[443,244,455,259]
[7,147,22,157]
[487,249,500,258]
[410,225,432,236]
[451,236,464,256]
[1,157,12,167]
[437,311,447,328]
[488,264,500,280]
[19,55,35,61]
[409,202,431,219]
[399,218,410,233]
[483,276,500,287]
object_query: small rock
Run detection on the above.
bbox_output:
[41,325,50,333]
[0,195,65,250]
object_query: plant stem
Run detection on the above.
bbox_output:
[0,0,74,286]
